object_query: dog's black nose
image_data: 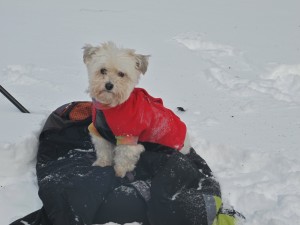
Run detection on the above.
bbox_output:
[105,82,114,91]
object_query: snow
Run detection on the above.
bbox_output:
[1,0,300,224]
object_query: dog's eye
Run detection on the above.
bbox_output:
[118,72,125,78]
[100,68,107,75]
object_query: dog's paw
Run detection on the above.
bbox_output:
[114,165,128,178]
[92,159,112,167]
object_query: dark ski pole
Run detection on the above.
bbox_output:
[0,85,30,113]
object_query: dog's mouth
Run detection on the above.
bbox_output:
[94,90,116,106]
[100,90,111,94]
[98,88,115,94]
[92,87,128,108]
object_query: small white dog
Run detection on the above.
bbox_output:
[83,42,191,177]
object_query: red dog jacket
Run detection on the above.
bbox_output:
[89,88,187,151]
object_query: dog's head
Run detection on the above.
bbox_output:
[83,42,149,107]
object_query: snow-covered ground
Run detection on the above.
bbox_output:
[1,0,300,224]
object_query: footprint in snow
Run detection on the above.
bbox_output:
[173,33,235,57]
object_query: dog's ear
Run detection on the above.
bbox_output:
[82,44,98,64]
[135,54,150,75]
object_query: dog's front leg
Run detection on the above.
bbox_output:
[180,132,191,155]
[114,144,145,178]
[91,134,114,167]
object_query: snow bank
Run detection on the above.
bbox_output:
[0,112,44,223]
[175,29,300,224]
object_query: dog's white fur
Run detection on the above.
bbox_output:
[83,42,190,177]
[83,42,148,107]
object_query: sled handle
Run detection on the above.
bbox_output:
[0,85,30,113]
